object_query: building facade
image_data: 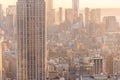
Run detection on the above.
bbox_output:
[65,9,74,23]
[17,0,46,80]
[72,0,79,15]
[46,0,53,12]
[91,57,103,74]
[72,0,79,21]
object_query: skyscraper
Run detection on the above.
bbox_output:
[59,7,63,23]
[46,0,53,12]
[85,8,90,27]
[90,9,101,24]
[72,0,79,15]
[17,0,46,80]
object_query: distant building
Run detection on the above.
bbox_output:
[2,50,16,80]
[55,10,61,25]
[72,0,79,16]
[6,5,16,41]
[46,0,54,26]
[5,15,14,37]
[65,9,74,23]
[113,57,120,74]
[2,41,10,51]
[90,9,101,24]
[91,57,103,74]
[6,5,16,15]
[85,8,90,27]
[78,13,84,26]
[0,4,3,27]
[59,7,63,23]
[46,0,53,12]
[103,16,119,32]
[47,9,55,26]
[6,5,16,27]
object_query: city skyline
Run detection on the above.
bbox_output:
[1,0,120,80]
[1,0,120,10]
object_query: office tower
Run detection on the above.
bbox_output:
[46,0,53,12]
[78,13,84,26]
[2,50,16,80]
[17,0,46,80]
[85,8,90,27]
[90,9,101,24]
[5,15,14,37]
[47,9,55,26]
[6,5,16,27]
[6,5,16,39]
[103,16,118,32]
[72,0,79,22]
[72,0,79,15]
[105,54,114,75]
[65,9,74,23]
[59,7,63,23]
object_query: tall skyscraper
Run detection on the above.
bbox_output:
[59,7,63,23]
[17,0,46,80]
[85,8,90,27]
[46,0,53,12]
[65,9,74,23]
[72,0,79,16]
[90,9,101,24]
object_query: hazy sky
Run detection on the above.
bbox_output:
[0,0,120,9]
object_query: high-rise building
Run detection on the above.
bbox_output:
[65,9,74,23]
[103,16,119,32]
[6,5,16,26]
[72,0,79,21]
[59,7,63,23]
[85,8,90,27]
[90,9,101,24]
[46,0,53,12]
[47,9,55,26]
[5,15,14,37]
[72,0,79,15]
[17,0,46,80]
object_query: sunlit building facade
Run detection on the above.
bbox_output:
[72,0,79,15]
[65,9,74,23]
[90,9,101,24]
[17,0,46,80]
[46,0,53,12]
